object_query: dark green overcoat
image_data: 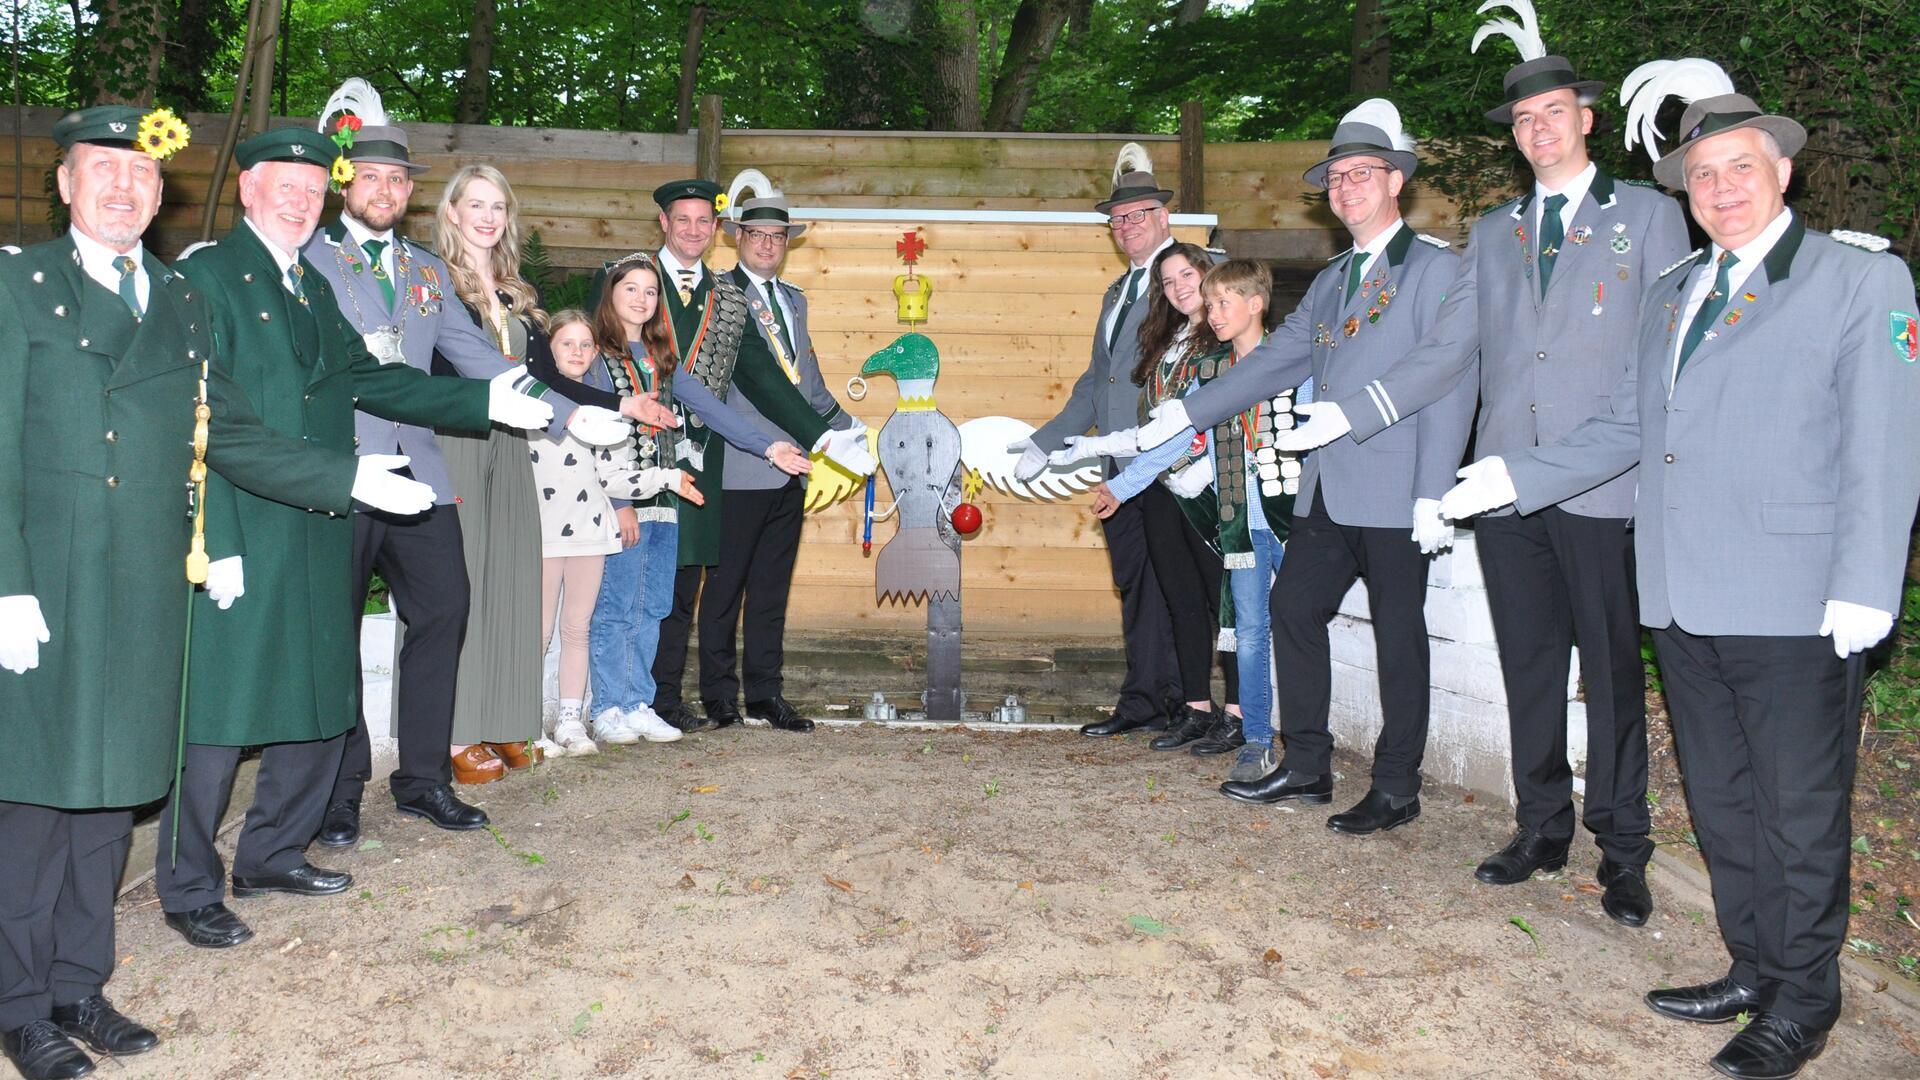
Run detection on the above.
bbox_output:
[662,268,831,566]
[179,225,491,747]
[0,235,355,809]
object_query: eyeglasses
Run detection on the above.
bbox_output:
[1108,208,1158,229]
[740,227,790,245]
[1324,164,1389,188]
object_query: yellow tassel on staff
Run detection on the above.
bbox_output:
[184,367,211,584]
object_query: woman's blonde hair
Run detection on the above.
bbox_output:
[435,163,547,332]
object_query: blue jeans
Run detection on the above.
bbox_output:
[1230,528,1286,746]
[587,518,678,716]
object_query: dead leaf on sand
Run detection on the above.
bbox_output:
[678,874,695,890]
[1310,1065,1335,1078]
[1576,883,1603,895]
[824,875,855,893]
[1015,881,1033,890]
[1262,948,1284,968]
[691,784,720,794]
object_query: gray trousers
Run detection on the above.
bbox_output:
[154,734,347,914]
[0,802,130,1029]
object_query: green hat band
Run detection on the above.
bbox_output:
[739,205,792,224]
[347,138,412,162]
[1686,109,1763,142]
[1502,66,1584,105]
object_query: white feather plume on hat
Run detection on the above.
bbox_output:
[1112,142,1154,188]
[317,77,388,132]
[1619,58,1736,160]
[1470,0,1545,62]
[726,168,773,221]
[1344,98,1418,153]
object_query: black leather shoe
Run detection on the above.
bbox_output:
[1474,827,1571,885]
[393,784,490,831]
[315,798,360,848]
[1220,770,1333,805]
[1079,711,1155,737]
[1,1020,93,1079]
[1710,1013,1827,1080]
[746,696,813,732]
[1645,976,1764,1024]
[1597,857,1654,927]
[1189,711,1245,756]
[162,902,253,948]
[659,702,719,734]
[701,698,745,729]
[50,997,156,1057]
[1149,704,1216,751]
[1327,789,1420,834]
[231,862,353,898]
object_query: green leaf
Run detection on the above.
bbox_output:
[1126,914,1168,935]
[1852,836,1871,855]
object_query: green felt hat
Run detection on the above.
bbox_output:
[235,127,342,171]
[54,105,195,162]
[860,332,940,383]
[654,178,724,212]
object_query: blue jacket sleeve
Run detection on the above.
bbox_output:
[673,375,775,457]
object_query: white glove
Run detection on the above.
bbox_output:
[1411,498,1454,554]
[1165,455,1216,499]
[205,556,245,610]
[1007,438,1048,482]
[0,595,49,674]
[1819,599,1895,659]
[1049,429,1140,467]
[352,454,435,516]
[1138,399,1192,451]
[1437,456,1517,521]
[487,368,558,430]
[815,426,877,476]
[1276,401,1352,452]
[565,405,632,447]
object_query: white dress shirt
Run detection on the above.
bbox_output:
[1101,234,1174,347]
[243,216,301,292]
[1344,219,1406,299]
[657,245,707,295]
[1670,209,1794,389]
[340,213,397,279]
[69,228,150,312]
[1533,161,1598,239]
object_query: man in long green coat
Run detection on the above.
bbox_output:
[151,127,556,951]
[645,179,874,732]
[0,108,418,1080]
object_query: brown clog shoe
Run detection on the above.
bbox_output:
[451,745,506,785]
[486,740,543,770]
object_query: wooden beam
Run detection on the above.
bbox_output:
[1179,99,1205,214]
[696,94,722,182]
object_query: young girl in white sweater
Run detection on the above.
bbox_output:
[534,311,702,754]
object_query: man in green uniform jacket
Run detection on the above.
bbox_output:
[150,128,547,952]
[0,108,416,1080]
[645,179,874,731]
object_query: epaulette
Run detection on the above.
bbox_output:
[1481,197,1522,218]
[1621,178,1660,188]
[1659,249,1704,279]
[1830,229,1892,253]
[1416,234,1451,248]
[176,240,217,260]
[0,245,19,255]
[1326,248,1351,264]
[784,281,804,294]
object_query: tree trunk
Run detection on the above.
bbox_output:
[84,0,168,105]
[983,0,1072,131]
[246,0,285,134]
[675,4,708,135]
[1173,0,1205,25]
[1349,0,1390,94]
[454,0,496,125]
[923,0,982,131]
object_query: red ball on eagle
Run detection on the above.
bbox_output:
[951,503,982,536]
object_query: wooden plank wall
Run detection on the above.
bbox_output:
[704,218,1213,636]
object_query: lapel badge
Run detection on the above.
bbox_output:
[1618,266,1631,281]
[1723,309,1743,326]
[1612,222,1627,234]
[1570,225,1593,245]
[1343,315,1360,337]
[1742,291,1758,302]
[1367,307,1381,324]
[1313,323,1331,345]
[1704,329,1719,341]
[1611,236,1632,254]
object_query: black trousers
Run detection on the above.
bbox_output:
[1099,483,1181,720]
[1476,508,1651,864]
[1652,626,1863,1031]
[1138,484,1237,705]
[699,478,806,704]
[0,802,130,1029]
[334,506,470,804]
[1272,493,1431,796]
[652,565,705,713]
[155,734,347,913]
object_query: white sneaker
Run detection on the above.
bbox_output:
[551,720,597,756]
[591,708,640,745]
[624,703,684,743]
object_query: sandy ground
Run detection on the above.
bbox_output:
[104,725,1920,1080]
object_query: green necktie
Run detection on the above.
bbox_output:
[763,280,792,345]
[361,238,395,308]
[1107,268,1142,352]
[1676,251,1739,377]
[1537,193,1567,295]
[1345,251,1368,301]
[286,265,307,305]
[115,255,141,318]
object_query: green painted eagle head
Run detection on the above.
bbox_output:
[860,332,940,408]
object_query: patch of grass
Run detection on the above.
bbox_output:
[658,809,691,835]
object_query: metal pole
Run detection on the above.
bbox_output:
[12,0,23,245]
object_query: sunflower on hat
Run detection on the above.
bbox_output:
[136,107,190,162]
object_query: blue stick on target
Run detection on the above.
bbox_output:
[862,474,876,556]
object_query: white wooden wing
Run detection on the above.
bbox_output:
[957,415,1101,501]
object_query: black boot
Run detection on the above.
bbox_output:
[1149,703,1216,751]
[1189,711,1245,756]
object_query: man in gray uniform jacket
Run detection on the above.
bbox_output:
[1439,67,1920,1080]
[701,193,856,731]
[1131,99,1477,833]
[1276,34,1691,927]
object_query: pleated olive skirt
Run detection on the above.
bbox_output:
[439,424,544,743]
